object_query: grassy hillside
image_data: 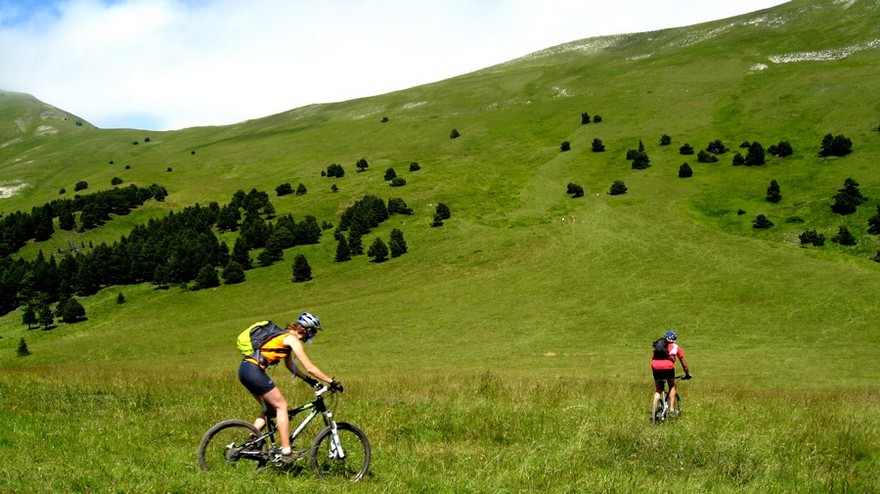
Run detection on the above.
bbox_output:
[1,0,878,491]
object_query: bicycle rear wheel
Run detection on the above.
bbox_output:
[310,422,371,481]
[651,396,664,425]
[198,419,266,472]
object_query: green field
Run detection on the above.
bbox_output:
[1,0,879,491]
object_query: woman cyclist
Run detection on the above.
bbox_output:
[651,330,691,418]
[237,312,342,463]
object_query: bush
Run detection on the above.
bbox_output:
[450,129,460,139]
[832,226,856,246]
[356,158,369,172]
[17,338,31,357]
[707,140,727,154]
[659,134,671,146]
[436,203,451,220]
[608,180,628,196]
[296,183,307,196]
[368,237,389,263]
[744,142,766,166]
[292,254,312,282]
[592,115,602,123]
[679,143,694,155]
[560,141,571,152]
[111,177,123,186]
[74,180,89,192]
[59,297,87,323]
[867,206,880,234]
[390,177,407,187]
[222,260,246,284]
[799,229,825,246]
[678,163,693,178]
[766,180,782,203]
[409,162,421,172]
[732,152,745,166]
[769,141,793,157]
[819,134,853,157]
[384,168,397,181]
[567,183,585,198]
[752,214,773,229]
[591,139,605,152]
[275,183,293,196]
[325,163,345,178]
[697,150,718,163]
[831,178,865,215]
[581,112,591,125]
[389,228,407,258]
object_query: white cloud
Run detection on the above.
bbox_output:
[0,0,788,130]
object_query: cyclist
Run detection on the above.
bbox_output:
[651,330,691,418]
[237,312,343,463]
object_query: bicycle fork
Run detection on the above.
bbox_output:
[324,412,346,460]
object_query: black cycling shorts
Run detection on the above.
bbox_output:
[652,369,675,382]
[238,359,277,396]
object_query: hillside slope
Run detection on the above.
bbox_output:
[0,0,878,385]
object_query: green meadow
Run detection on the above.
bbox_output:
[1,0,879,491]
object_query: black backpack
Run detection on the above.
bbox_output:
[652,337,670,360]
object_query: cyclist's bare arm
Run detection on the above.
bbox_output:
[284,335,334,383]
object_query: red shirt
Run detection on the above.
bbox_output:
[651,342,683,371]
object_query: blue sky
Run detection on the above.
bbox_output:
[0,0,788,131]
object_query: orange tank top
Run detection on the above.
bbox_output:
[245,333,290,369]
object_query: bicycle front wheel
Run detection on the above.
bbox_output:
[197,419,266,472]
[310,422,371,481]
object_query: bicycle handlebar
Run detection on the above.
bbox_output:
[677,374,692,380]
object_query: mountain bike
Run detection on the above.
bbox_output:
[651,374,691,425]
[198,384,371,481]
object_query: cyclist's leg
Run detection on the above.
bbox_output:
[667,375,678,412]
[651,369,665,410]
[261,388,290,449]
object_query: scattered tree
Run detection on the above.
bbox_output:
[591,138,605,152]
[659,134,671,146]
[679,143,694,155]
[59,296,86,323]
[389,228,407,258]
[867,206,880,234]
[296,183,307,196]
[292,254,312,282]
[706,140,727,155]
[22,304,37,329]
[276,183,293,196]
[752,214,774,229]
[117,293,126,304]
[222,260,246,285]
[335,236,351,262]
[831,178,865,215]
[17,338,31,357]
[74,180,89,192]
[581,112,591,125]
[384,168,397,181]
[592,115,602,123]
[368,237,389,263]
[832,226,856,246]
[819,134,853,157]
[799,229,825,246]
[567,183,585,198]
[38,304,54,329]
[744,142,766,166]
[356,158,369,172]
[608,180,628,196]
[431,214,444,227]
[678,163,693,178]
[111,177,123,186]
[409,162,421,172]
[436,203,451,220]
[766,180,782,203]
[560,141,571,152]
[450,129,461,139]
[325,163,345,178]
[732,152,745,166]
[697,149,718,163]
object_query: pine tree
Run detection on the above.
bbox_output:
[678,163,693,178]
[335,236,351,262]
[222,260,246,285]
[38,303,54,329]
[867,206,880,235]
[368,238,389,263]
[194,265,220,290]
[60,297,86,323]
[22,304,37,329]
[832,226,856,246]
[17,337,31,357]
[117,293,126,304]
[292,254,312,282]
[752,214,774,229]
[389,229,407,258]
[766,180,782,203]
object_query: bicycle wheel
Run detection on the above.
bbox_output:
[197,419,266,472]
[309,422,371,481]
[651,396,664,425]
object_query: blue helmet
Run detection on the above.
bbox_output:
[665,330,677,341]
[297,312,322,331]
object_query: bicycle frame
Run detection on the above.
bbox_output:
[259,386,338,453]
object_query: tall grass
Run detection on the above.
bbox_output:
[0,368,877,493]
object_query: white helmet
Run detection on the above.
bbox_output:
[297,312,322,331]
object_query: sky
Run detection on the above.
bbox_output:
[0,0,788,131]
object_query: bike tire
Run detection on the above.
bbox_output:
[197,419,265,472]
[309,421,371,481]
[651,396,664,425]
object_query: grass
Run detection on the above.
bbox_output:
[1,0,880,491]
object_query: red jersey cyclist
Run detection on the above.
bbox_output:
[651,330,691,417]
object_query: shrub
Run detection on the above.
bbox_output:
[766,180,782,203]
[707,140,727,154]
[832,226,856,246]
[752,214,773,229]
[659,134,671,146]
[275,183,293,196]
[581,112,591,125]
[678,163,693,178]
[867,206,880,234]
[409,162,421,172]
[739,141,751,148]
[799,229,825,246]
[222,260,246,284]
[325,163,345,178]
[111,177,123,186]
[59,297,86,323]
[384,168,397,181]
[591,138,605,152]
[831,178,865,215]
[608,180,627,196]
[389,228,407,257]
[17,338,31,357]
[436,203,451,220]
[368,238,389,263]
[390,177,407,187]
[356,158,369,172]
[744,142,766,166]
[74,180,89,192]
[296,183,307,196]
[820,134,853,157]
[450,129,460,139]
[335,236,351,262]
[732,152,745,166]
[697,150,718,163]
[560,141,571,152]
[567,183,585,198]
[292,254,312,282]
[679,143,694,155]
[592,115,602,123]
